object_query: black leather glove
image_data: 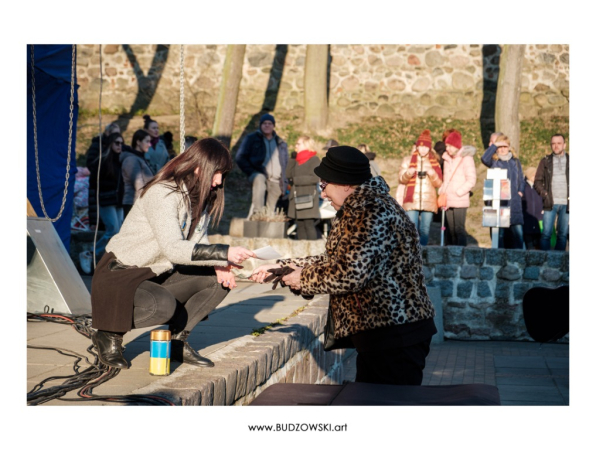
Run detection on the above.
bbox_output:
[264,266,313,299]
[191,244,229,262]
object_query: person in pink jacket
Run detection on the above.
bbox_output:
[438,130,477,246]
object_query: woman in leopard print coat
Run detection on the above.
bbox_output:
[252,146,436,385]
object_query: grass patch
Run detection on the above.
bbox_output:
[250,306,308,337]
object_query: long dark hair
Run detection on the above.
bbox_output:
[140,138,233,226]
[92,132,123,179]
[131,129,150,151]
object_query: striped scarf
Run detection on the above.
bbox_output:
[403,151,443,204]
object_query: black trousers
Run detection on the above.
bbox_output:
[444,207,468,246]
[132,265,229,333]
[354,339,432,386]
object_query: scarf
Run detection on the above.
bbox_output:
[150,136,160,149]
[498,152,513,161]
[403,151,443,204]
[296,150,317,165]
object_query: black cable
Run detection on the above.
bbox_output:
[27,313,174,406]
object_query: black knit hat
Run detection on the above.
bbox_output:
[314,146,372,185]
[259,113,275,126]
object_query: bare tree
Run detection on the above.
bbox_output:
[212,45,246,149]
[304,44,329,133]
[495,44,526,154]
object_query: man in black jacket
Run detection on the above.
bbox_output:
[235,113,288,215]
[534,134,569,251]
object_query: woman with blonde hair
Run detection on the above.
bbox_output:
[396,130,443,245]
[481,133,525,249]
[286,135,321,240]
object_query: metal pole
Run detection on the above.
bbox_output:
[440,208,446,246]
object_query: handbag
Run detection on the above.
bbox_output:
[294,190,314,210]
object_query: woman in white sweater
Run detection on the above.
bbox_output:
[91,138,255,370]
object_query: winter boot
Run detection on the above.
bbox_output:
[170,330,214,367]
[92,330,129,369]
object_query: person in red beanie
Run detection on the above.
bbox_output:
[437,130,477,246]
[396,129,443,245]
[286,135,321,240]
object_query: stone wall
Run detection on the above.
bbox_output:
[133,294,355,406]
[422,246,569,341]
[76,44,569,122]
[70,232,569,342]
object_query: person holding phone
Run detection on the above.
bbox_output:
[396,130,443,245]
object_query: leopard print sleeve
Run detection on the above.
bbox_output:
[277,254,328,268]
[298,200,387,296]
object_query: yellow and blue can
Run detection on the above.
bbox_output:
[149,330,171,376]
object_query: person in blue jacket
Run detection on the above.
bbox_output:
[481,133,525,249]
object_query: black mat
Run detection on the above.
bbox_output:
[250,382,500,406]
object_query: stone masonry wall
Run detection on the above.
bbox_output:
[76,44,569,122]
[71,232,569,343]
[133,294,355,406]
[422,246,569,341]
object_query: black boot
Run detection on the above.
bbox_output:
[170,330,214,367]
[92,330,129,369]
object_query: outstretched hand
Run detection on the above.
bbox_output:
[228,246,256,265]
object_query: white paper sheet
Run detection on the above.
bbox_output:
[253,246,282,260]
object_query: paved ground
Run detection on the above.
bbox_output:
[27,276,569,406]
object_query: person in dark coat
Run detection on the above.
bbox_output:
[86,132,126,259]
[235,113,289,215]
[481,133,525,249]
[521,167,543,250]
[86,121,121,228]
[534,134,569,251]
[286,136,321,240]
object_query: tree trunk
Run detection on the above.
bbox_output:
[212,45,246,149]
[304,45,329,133]
[495,44,526,155]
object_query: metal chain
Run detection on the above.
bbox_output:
[31,44,76,222]
[179,44,186,153]
[93,45,104,268]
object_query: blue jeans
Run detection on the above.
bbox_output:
[499,224,525,249]
[540,204,569,251]
[96,205,124,256]
[406,210,433,246]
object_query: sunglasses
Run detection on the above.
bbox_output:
[114,141,123,146]
[320,180,329,192]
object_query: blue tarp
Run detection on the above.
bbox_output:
[27,45,79,251]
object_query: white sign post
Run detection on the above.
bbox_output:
[483,168,509,249]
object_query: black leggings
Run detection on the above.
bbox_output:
[132,265,228,333]
[444,207,468,246]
